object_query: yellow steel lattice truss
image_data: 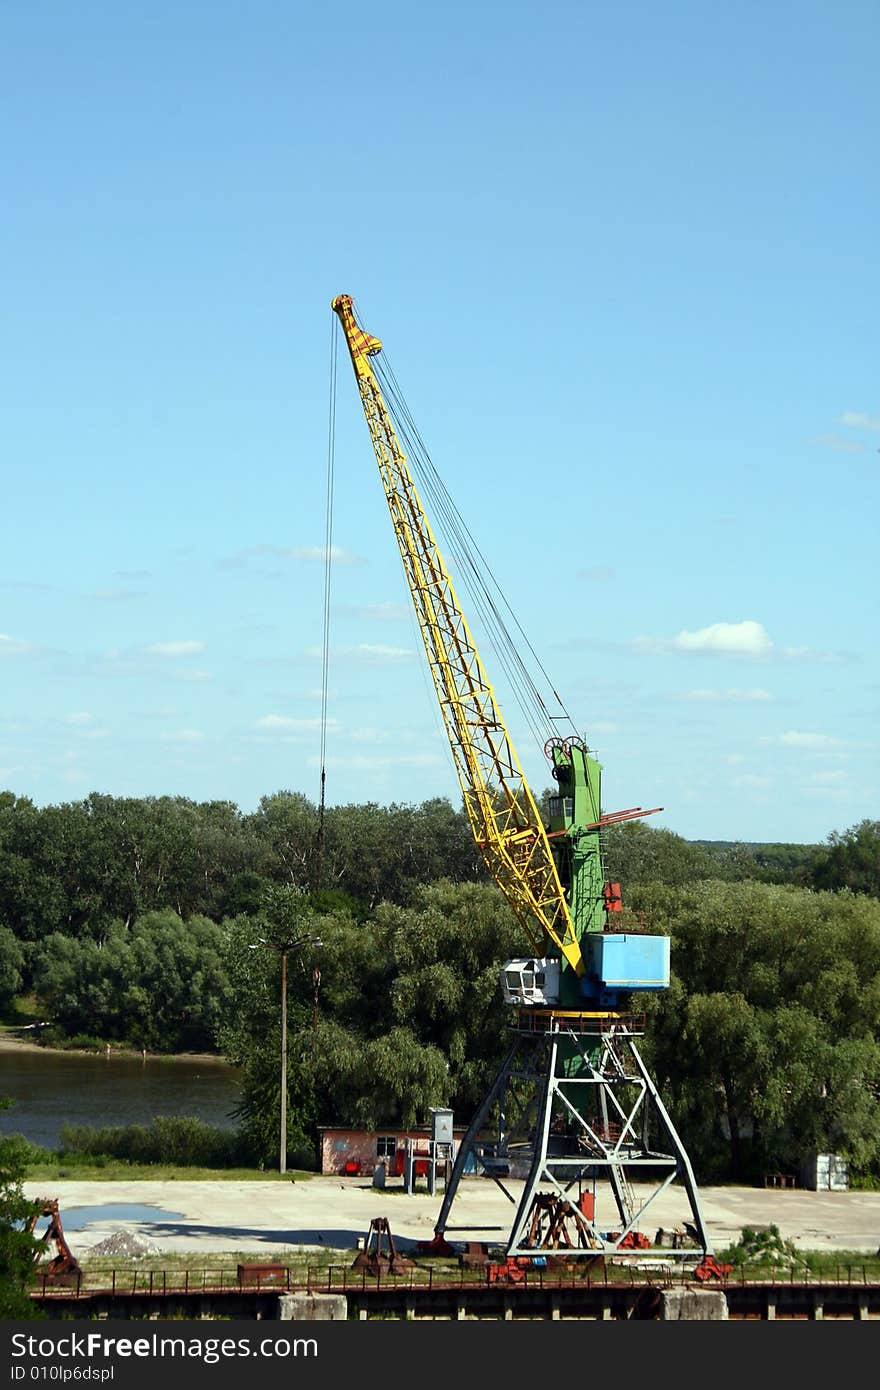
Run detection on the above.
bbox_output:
[332,295,584,977]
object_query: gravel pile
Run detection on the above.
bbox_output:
[86,1230,161,1258]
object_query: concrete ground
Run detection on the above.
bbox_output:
[24,1174,880,1261]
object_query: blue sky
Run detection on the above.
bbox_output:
[2,1,877,845]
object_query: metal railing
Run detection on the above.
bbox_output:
[33,1259,879,1301]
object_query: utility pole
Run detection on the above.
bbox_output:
[279,945,288,1173]
[250,933,322,1175]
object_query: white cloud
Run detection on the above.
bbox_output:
[353,644,415,664]
[305,643,417,665]
[173,669,214,683]
[159,729,205,743]
[732,773,771,788]
[256,715,329,732]
[781,646,846,664]
[317,752,445,772]
[288,544,363,565]
[762,731,841,748]
[839,410,880,431]
[224,543,365,568]
[353,602,409,621]
[636,620,773,658]
[64,712,93,725]
[810,433,866,453]
[144,640,207,658]
[686,688,772,703]
[674,621,773,656]
[0,633,37,657]
[321,724,440,750]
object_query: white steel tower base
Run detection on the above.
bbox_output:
[430,1013,713,1262]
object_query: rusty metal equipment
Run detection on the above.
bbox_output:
[237,1262,288,1287]
[693,1254,733,1283]
[521,1191,603,1252]
[26,1198,81,1286]
[459,1241,490,1270]
[351,1216,413,1275]
[415,1230,456,1257]
[612,1230,652,1250]
[487,1256,532,1284]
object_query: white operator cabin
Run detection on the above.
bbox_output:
[501,957,561,1006]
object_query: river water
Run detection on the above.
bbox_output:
[0,1043,241,1151]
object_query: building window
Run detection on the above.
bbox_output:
[376,1135,397,1158]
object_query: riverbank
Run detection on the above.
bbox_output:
[0,1024,227,1066]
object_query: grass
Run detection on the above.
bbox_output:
[69,1247,338,1290]
[15,1136,318,1183]
[24,1155,315,1181]
[9,1122,317,1182]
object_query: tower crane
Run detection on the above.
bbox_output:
[332,294,711,1263]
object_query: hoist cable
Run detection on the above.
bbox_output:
[316,314,339,890]
[380,367,556,753]
[377,356,569,733]
[373,355,581,757]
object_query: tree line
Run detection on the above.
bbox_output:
[4,787,868,949]
[1,787,878,1185]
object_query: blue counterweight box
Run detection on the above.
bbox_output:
[582,932,670,994]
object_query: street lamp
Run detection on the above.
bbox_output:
[249,933,322,1175]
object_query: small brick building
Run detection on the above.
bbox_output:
[318,1126,463,1178]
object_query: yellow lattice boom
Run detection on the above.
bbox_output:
[332,294,584,976]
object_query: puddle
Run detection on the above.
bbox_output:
[40,1204,186,1232]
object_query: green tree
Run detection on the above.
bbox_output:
[810,819,880,897]
[637,879,880,1180]
[245,792,320,890]
[219,879,520,1162]
[31,911,234,1051]
[382,879,521,1113]
[602,821,720,889]
[0,1100,44,1316]
[0,925,25,1015]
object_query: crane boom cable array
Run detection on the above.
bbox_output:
[332,294,584,974]
[377,362,552,758]
[373,352,581,759]
[357,367,551,960]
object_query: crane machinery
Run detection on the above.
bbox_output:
[331,293,712,1265]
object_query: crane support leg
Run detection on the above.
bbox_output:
[425,1037,523,1247]
[432,1017,713,1263]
